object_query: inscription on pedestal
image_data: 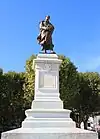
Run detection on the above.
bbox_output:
[39,71,56,88]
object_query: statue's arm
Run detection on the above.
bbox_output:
[48,23,54,31]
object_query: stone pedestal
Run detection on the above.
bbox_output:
[31,54,63,109]
[22,54,75,129]
[1,54,97,139]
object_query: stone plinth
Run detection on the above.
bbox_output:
[31,54,63,109]
[1,54,97,139]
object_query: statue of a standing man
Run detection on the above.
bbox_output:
[37,15,55,53]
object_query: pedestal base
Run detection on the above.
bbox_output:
[31,100,63,109]
[22,109,75,128]
[1,128,97,139]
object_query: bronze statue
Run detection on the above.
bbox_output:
[37,15,55,53]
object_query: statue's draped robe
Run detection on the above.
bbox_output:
[37,21,54,51]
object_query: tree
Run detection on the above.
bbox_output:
[73,72,100,128]
[0,71,25,132]
[0,68,3,75]
[24,55,36,108]
[59,55,79,109]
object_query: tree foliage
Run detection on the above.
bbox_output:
[78,72,100,113]
[24,55,36,107]
[72,72,100,128]
[59,55,79,109]
[0,72,25,132]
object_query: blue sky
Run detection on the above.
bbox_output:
[0,0,100,72]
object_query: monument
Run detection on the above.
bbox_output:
[1,16,97,139]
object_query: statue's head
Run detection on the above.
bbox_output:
[45,15,50,22]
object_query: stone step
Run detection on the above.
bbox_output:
[24,118,72,121]
[31,100,63,109]
[22,119,76,128]
[25,109,71,118]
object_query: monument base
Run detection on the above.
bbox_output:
[1,127,97,139]
[22,109,75,128]
[1,54,97,139]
